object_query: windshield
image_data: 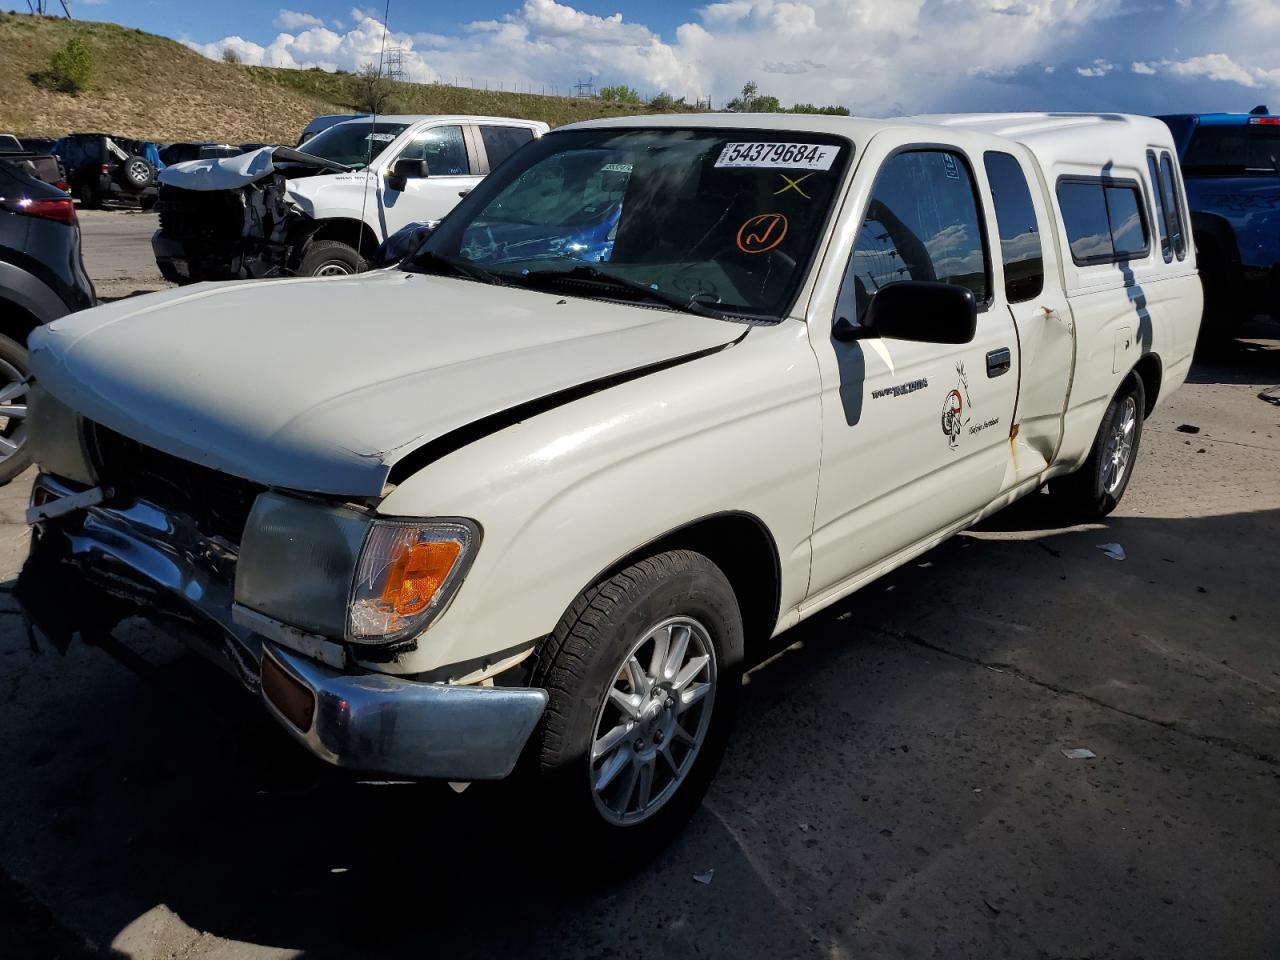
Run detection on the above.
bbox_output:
[416,127,852,319]
[298,121,410,170]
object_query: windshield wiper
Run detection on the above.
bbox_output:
[409,250,509,287]
[516,265,726,320]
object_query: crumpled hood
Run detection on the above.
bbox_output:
[29,271,742,496]
[157,146,349,191]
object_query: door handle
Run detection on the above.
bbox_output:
[986,347,1011,378]
[458,189,472,198]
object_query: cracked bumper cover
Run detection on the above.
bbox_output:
[19,475,548,781]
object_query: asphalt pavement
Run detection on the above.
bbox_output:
[1,213,1278,958]
[76,208,173,301]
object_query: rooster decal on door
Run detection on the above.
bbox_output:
[941,362,972,450]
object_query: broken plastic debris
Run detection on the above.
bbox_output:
[1062,748,1097,760]
[1096,543,1126,561]
[693,869,715,885]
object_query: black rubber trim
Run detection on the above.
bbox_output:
[385,327,750,486]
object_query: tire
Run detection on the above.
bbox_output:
[117,155,156,190]
[1050,373,1145,520]
[527,550,743,864]
[296,240,364,277]
[1196,241,1247,350]
[77,182,99,209]
[0,334,32,486]
[138,195,157,212]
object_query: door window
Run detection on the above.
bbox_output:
[983,151,1044,302]
[399,125,470,176]
[479,125,535,170]
[837,149,990,326]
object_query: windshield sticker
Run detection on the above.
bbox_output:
[367,133,397,142]
[716,142,839,170]
[774,173,814,199]
[942,153,961,180]
[602,162,633,173]
[736,213,789,254]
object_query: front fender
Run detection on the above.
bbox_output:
[371,321,823,677]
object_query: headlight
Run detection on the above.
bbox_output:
[236,493,479,646]
[348,519,478,643]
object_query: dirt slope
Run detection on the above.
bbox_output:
[0,12,683,143]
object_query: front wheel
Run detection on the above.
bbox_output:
[296,239,364,277]
[528,550,743,862]
[1050,373,1145,519]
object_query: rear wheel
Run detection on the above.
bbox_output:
[1050,373,1145,520]
[296,240,364,277]
[528,550,743,863]
[0,334,32,485]
[1196,241,1247,349]
[77,183,99,209]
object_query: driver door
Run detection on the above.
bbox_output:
[379,124,483,236]
[804,138,1020,608]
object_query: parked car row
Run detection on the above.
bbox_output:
[17,110,1205,859]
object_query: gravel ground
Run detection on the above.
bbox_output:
[2,212,1278,958]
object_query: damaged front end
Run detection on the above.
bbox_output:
[151,146,349,284]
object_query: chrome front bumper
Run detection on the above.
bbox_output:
[21,475,548,781]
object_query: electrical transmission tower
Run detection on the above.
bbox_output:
[383,46,407,82]
[28,0,74,15]
[573,77,596,98]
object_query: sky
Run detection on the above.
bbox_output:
[11,0,1280,115]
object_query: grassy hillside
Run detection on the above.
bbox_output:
[0,12,686,143]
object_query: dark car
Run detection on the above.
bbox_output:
[19,137,59,155]
[53,133,161,209]
[158,141,242,166]
[1158,105,1280,342]
[0,163,96,482]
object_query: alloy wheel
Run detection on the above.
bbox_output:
[0,360,28,465]
[589,616,717,826]
[1102,395,1137,494]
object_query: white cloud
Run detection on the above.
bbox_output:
[184,0,1280,114]
[1076,59,1115,78]
[275,9,326,31]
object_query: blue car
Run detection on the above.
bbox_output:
[1157,106,1280,342]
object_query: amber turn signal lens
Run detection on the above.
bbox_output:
[381,539,462,616]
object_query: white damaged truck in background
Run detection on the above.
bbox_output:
[151,114,547,282]
[23,113,1199,859]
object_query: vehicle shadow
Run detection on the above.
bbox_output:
[3,505,1278,959]
[1187,316,1280,386]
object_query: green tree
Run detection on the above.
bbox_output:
[726,81,780,112]
[354,61,398,114]
[34,36,94,95]
[599,84,642,104]
[788,103,850,115]
[221,47,242,65]
[648,91,687,111]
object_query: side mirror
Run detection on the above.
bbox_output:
[851,281,978,345]
[387,158,429,192]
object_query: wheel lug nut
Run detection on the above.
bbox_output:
[634,738,645,751]
[653,730,664,745]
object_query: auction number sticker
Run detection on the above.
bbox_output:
[715,142,839,170]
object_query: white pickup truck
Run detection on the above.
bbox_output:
[22,112,1199,859]
[151,114,548,281]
